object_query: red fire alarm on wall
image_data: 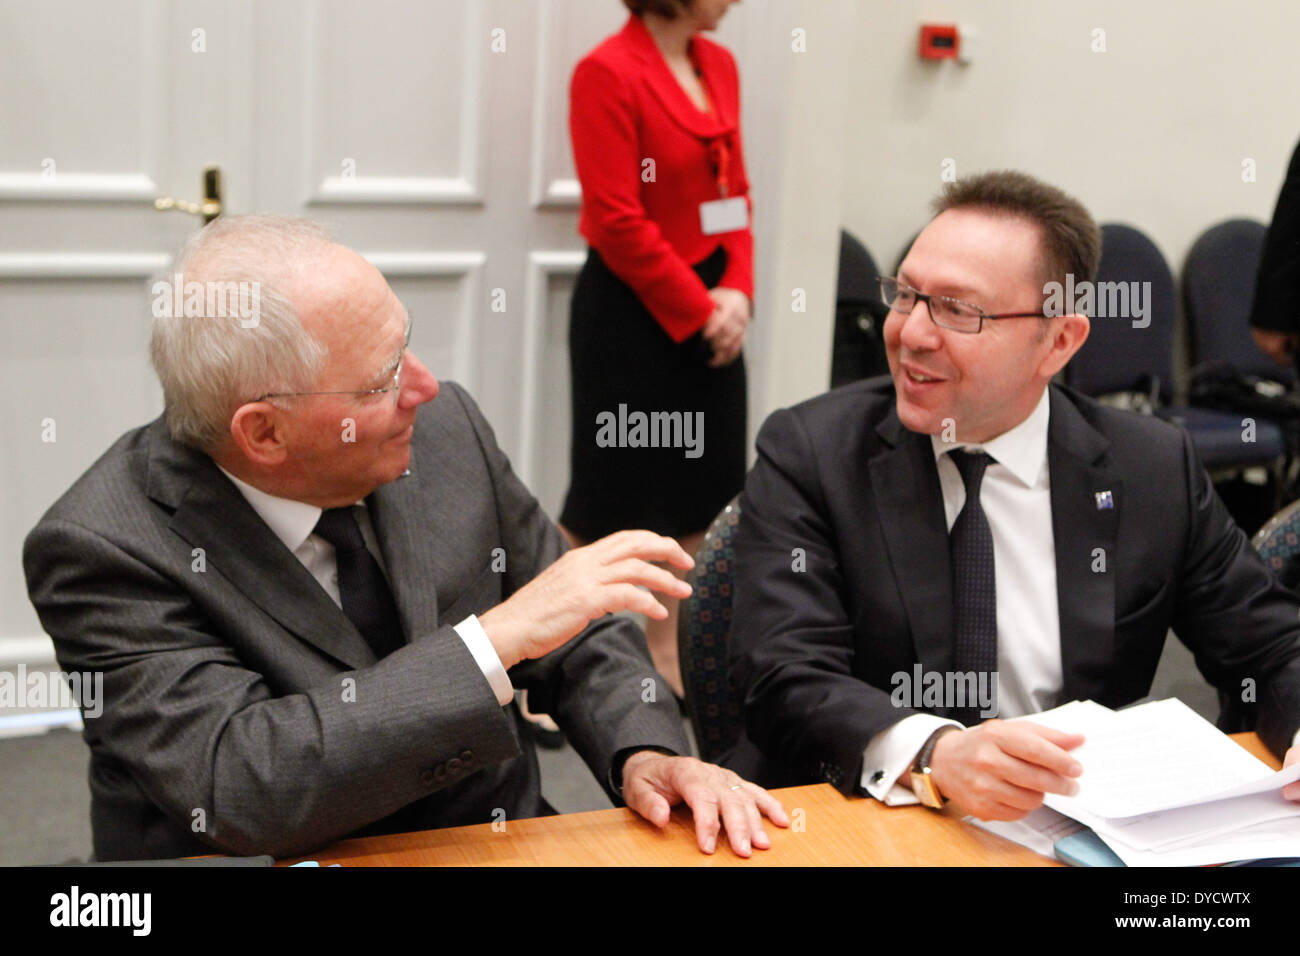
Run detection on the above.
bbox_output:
[919,24,960,60]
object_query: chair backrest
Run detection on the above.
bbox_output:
[1066,223,1178,403]
[891,230,920,279]
[677,496,744,763]
[1251,497,1300,592]
[1184,218,1292,384]
[1220,497,1300,732]
[832,229,890,386]
[837,228,881,305]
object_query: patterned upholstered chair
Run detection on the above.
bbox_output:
[1252,499,1300,593]
[1218,498,1300,732]
[677,496,744,763]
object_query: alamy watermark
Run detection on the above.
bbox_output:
[1042,274,1151,329]
[595,404,703,459]
[0,664,103,718]
[50,886,150,936]
[890,664,999,719]
[151,272,261,328]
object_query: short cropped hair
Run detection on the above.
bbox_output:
[933,170,1102,292]
[622,0,691,18]
[149,215,333,453]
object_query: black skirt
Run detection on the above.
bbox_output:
[560,246,747,541]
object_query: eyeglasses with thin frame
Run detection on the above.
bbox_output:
[255,312,412,406]
[878,278,1045,334]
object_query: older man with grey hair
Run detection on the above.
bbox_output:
[24,214,786,861]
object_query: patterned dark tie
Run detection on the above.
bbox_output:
[313,506,405,660]
[948,449,996,726]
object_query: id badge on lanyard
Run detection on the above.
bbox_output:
[699,136,747,235]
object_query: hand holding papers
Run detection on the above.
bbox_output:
[1009,699,1300,866]
[927,717,1084,821]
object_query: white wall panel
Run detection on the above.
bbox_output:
[305,0,484,204]
[0,0,163,177]
[365,250,485,390]
[527,0,624,208]
[518,250,583,516]
[0,279,164,650]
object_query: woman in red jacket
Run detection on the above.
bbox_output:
[560,0,752,698]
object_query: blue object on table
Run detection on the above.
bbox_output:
[1056,830,1300,867]
[1054,830,1125,867]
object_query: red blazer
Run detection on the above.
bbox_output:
[570,14,753,343]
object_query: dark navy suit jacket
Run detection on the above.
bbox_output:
[727,378,1300,795]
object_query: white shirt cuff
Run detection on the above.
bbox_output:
[860,713,964,805]
[453,615,514,706]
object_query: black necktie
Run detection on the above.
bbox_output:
[948,449,996,726]
[313,507,405,660]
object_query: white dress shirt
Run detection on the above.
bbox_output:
[862,388,1060,803]
[218,467,514,706]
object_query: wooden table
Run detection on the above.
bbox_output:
[278,732,1280,867]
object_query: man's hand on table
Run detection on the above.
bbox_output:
[1284,747,1300,803]
[928,719,1085,821]
[620,751,789,857]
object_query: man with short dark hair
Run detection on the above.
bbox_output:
[24,215,786,861]
[727,170,1300,820]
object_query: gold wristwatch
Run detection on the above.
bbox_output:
[909,726,960,808]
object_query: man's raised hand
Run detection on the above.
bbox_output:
[478,530,693,669]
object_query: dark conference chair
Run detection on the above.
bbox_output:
[1184,218,1291,386]
[1183,218,1291,527]
[1067,223,1284,472]
[1067,224,1176,405]
[677,496,744,763]
[830,229,890,387]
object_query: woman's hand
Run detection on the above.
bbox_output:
[702,287,751,367]
[1252,328,1300,366]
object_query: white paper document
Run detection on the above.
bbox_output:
[1098,817,1300,868]
[1021,698,1281,818]
[1003,698,1300,866]
[967,806,1086,858]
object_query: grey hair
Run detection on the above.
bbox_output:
[149,215,334,452]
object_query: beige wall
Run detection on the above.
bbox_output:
[740,0,855,421]
[753,0,1300,419]
[838,0,1300,286]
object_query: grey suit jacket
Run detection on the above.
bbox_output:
[24,381,688,861]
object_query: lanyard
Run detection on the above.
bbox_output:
[707,137,731,198]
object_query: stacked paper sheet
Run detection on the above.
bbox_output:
[1005,699,1300,866]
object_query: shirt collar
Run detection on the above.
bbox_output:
[929,388,1051,488]
[217,465,325,555]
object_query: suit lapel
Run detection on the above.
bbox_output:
[869,409,957,675]
[1048,388,1120,704]
[367,458,441,643]
[146,422,375,670]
